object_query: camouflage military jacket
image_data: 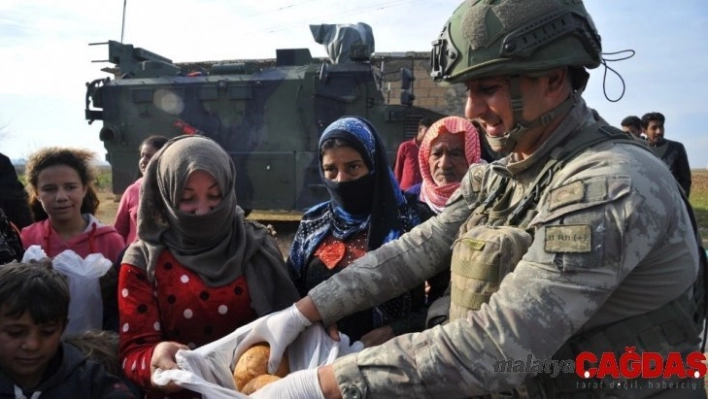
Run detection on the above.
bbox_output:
[308,99,700,398]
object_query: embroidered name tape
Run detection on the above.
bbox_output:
[544,225,592,253]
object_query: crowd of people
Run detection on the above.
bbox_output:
[0,0,703,398]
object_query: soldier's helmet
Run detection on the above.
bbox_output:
[431,0,603,86]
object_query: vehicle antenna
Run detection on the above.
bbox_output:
[120,0,127,43]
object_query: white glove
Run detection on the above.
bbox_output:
[249,368,325,399]
[235,304,312,374]
[337,332,365,356]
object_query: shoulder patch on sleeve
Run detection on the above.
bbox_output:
[544,225,592,253]
[548,178,608,212]
[548,181,585,211]
[534,175,630,225]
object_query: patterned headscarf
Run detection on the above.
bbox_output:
[418,116,482,213]
[288,117,421,325]
[289,116,420,271]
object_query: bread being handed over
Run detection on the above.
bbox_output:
[232,343,289,392]
[241,374,282,395]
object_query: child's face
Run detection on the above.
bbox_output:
[138,143,159,175]
[35,164,88,224]
[0,311,64,389]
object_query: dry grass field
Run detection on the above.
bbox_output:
[95,191,119,225]
[690,170,708,245]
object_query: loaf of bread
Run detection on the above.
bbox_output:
[232,343,289,392]
[240,374,281,394]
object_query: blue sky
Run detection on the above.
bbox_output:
[1,0,707,167]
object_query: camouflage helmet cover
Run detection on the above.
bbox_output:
[431,0,602,85]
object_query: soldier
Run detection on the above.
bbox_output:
[237,0,706,398]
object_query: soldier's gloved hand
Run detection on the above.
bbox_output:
[249,369,325,399]
[234,304,312,374]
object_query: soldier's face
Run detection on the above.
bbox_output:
[644,121,664,143]
[429,132,467,186]
[464,77,511,141]
[464,75,549,153]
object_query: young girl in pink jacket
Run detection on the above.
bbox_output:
[21,147,125,331]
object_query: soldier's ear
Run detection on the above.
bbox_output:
[545,68,569,96]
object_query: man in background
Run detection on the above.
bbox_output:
[394,117,433,190]
[621,115,643,139]
[642,112,692,196]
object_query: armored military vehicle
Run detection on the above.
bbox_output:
[85,24,445,212]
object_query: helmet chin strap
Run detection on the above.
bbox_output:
[486,76,577,153]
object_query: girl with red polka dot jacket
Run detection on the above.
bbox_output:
[118,135,299,398]
[287,116,427,348]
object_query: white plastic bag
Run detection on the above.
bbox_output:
[152,321,363,399]
[22,245,112,335]
[21,244,48,263]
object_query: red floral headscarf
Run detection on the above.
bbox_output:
[418,116,482,213]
